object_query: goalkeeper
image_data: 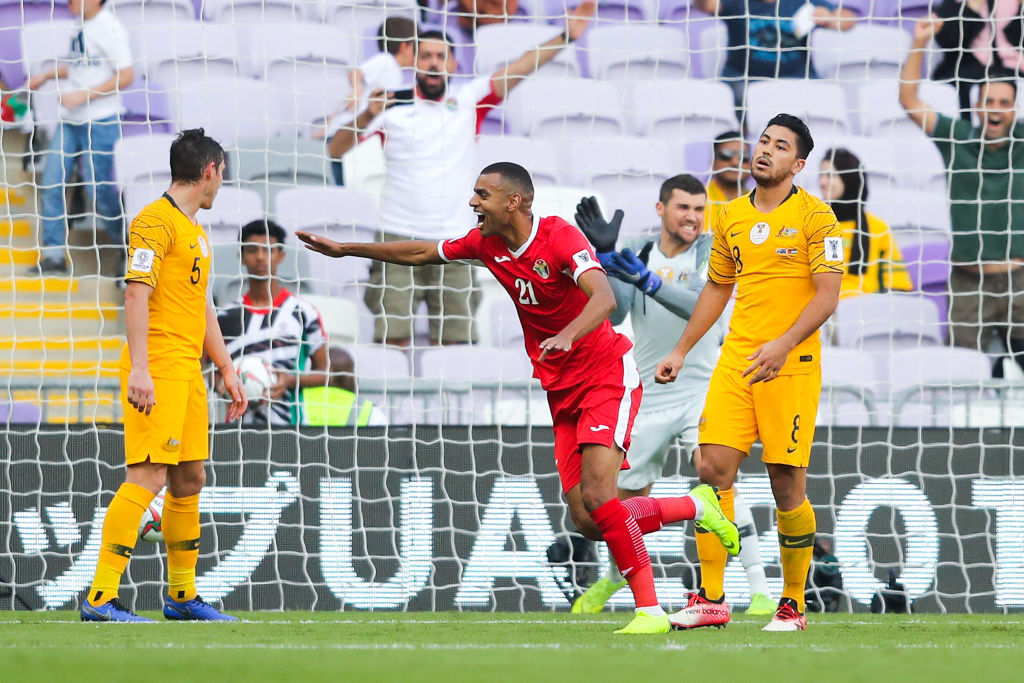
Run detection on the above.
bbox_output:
[572,176,775,616]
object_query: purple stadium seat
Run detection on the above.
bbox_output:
[475,135,561,185]
[628,80,737,142]
[0,401,42,424]
[0,1,72,87]
[560,135,683,195]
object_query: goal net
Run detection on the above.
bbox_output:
[0,0,1022,613]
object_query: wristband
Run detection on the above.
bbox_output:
[562,30,575,44]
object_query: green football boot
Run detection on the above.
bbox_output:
[745,591,778,616]
[690,484,741,556]
[614,609,671,635]
[571,576,628,614]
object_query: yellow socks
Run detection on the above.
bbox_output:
[163,493,201,603]
[695,487,734,601]
[777,499,816,612]
[88,482,154,606]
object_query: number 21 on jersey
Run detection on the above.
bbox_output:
[515,278,538,305]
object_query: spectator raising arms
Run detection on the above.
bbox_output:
[217,220,329,426]
[901,16,1024,375]
[329,5,596,346]
[27,0,133,275]
[817,148,912,298]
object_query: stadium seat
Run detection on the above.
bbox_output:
[505,78,624,139]
[583,24,690,81]
[480,291,525,349]
[885,132,948,193]
[627,80,736,143]
[171,76,284,147]
[895,232,952,292]
[599,186,661,240]
[120,80,174,136]
[0,1,74,89]
[416,345,535,424]
[803,135,900,194]
[113,133,177,186]
[475,135,561,186]
[833,293,944,354]
[302,294,361,345]
[694,19,727,80]
[0,401,43,424]
[559,136,682,197]
[809,24,911,126]
[134,23,243,90]
[229,137,334,210]
[273,186,378,294]
[867,187,951,234]
[473,23,581,80]
[195,186,264,239]
[887,347,993,426]
[19,19,78,133]
[589,0,662,22]
[279,77,353,139]
[202,0,309,23]
[819,347,879,426]
[745,80,852,139]
[243,22,358,80]
[858,80,959,138]
[107,0,195,34]
[312,0,419,35]
[531,185,610,227]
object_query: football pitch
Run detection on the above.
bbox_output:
[1,612,1021,682]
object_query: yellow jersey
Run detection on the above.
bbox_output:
[705,178,728,233]
[838,212,913,299]
[119,193,211,378]
[710,186,843,375]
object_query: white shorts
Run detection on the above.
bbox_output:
[618,395,705,491]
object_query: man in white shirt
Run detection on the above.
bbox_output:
[328,3,594,346]
[27,0,133,275]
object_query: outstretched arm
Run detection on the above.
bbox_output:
[899,16,943,135]
[491,1,595,99]
[296,231,445,266]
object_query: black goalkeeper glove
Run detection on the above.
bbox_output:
[574,196,623,255]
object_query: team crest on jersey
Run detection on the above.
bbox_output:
[777,226,799,238]
[750,222,770,245]
[445,98,457,110]
[197,235,209,258]
[656,266,675,281]
[533,259,550,279]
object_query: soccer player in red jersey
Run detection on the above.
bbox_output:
[297,163,739,633]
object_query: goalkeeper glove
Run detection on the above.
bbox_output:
[607,248,662,296]
[575,196,623,258]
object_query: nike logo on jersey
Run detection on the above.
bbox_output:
[494,255,511,262]
[189,243,198,249]
[730,231,741,237]
[589,425,610,432]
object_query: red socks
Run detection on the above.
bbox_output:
[591,498,658,608]
[622,495,698,534]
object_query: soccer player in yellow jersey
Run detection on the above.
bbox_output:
[656,114,844,632]
[81,129,248,622]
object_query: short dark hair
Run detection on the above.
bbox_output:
[713,129,744,152]
[480,162,535,196]
[417,29,453,54]
[377,16,416,55]
[240,219,287,246]
[659,174,706,204]
[981,71,1019,99]
[764,113,814,159]
[169,128,224,184]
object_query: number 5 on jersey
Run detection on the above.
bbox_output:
[515,278,538,305]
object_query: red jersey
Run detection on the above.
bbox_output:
[438,214,633,390]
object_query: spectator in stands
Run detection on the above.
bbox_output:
[817,148,912,298]
[705,131,752,230]
[901,17,1024,374]
[694,0,857,123]
[932,1,1024,119]
[26,0,133,275]
[319,16,418,185]
[217,220,330,426]
[328,4,595,346]
[302,346,388,426]
[423,0,535,74]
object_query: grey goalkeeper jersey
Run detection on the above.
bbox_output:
[609,234,725,412]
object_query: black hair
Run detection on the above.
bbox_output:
[713,129,744,152]
[239,218,287,246]
[169,128,224,185]
[981,68,1019,99]
[764,113,814,160]
[417,29,454,54]
[659,174,706,204]
[377,16,416,56]
[823,148,869,277]
[480,162,535,197]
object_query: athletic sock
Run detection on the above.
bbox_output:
[88,482,154,606]
[163,493,200,603]
[591,498,658,608]
[695,486,734,601]
[621,495,698,535]
[733,491,770,596]
[777,498,816,613]
[606,556,624,583]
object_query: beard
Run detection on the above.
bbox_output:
[416,74,448,101]
[752,164,788,189]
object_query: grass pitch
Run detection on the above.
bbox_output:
[1,612,1021,682]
